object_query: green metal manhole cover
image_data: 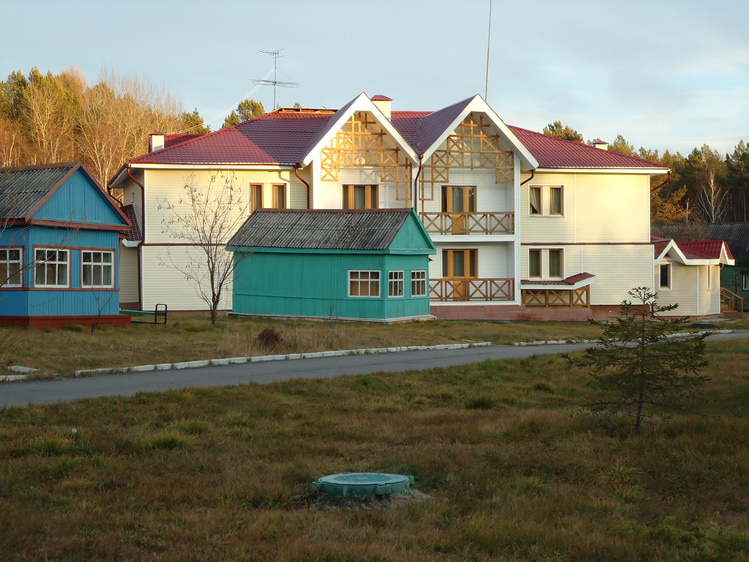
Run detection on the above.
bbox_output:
[311,472,415,498]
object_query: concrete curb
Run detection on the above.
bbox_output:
[72,341,494,378]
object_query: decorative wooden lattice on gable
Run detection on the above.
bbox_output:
[421,114,514,202]
[320,111,412,202]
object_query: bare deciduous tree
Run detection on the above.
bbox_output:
[158,172,248,325]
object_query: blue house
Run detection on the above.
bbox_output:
[227,208,436,322]
[0,162,131,328]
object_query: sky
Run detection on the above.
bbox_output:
[2,0,748,156]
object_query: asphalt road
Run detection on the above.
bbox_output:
[2,330,747,409]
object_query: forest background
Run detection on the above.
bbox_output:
[1,66,748,226]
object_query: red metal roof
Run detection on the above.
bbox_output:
[676,240,734,260]
[509,126,667,170]
[126,96,669,171]
[132,111,335,166]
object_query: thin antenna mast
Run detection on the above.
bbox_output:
[254,50,299,108]
[484,0,493,100]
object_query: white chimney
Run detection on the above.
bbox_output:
[149,133,165,152]
[371,95,392,120]
[592,139,609,151]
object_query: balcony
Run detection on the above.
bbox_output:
[419,212,514,235]
[430,278,514,302]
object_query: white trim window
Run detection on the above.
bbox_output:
[659,262,672,290]
[82,250,114,288]
[388,270,404,298]
[742,272,749,291]
[35,248,69,288]
[411,270,427,297]
[529,185,564,216]
[349,270,380,297]
[0,248,23,287]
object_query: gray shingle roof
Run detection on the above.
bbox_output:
[0,162,78,219]
[228,209,413,251]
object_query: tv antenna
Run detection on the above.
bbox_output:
[254,49,298,108]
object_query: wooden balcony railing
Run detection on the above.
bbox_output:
[522,286,591,308]
[430,278,514,302]
[419,212,514,235]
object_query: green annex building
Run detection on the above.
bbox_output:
[227,208,436,322]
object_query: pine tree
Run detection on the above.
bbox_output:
[567,287,709,435]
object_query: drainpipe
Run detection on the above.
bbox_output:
[650,170,673,193]
[413,154,424,213]
[294,164,311,208]
[520,170,535,185]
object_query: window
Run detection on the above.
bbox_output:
[529,249,541,278]
[250,184,263,212]
[442,186,476,213]
[549,249,563,278]
[82,251,114,288]
[529,186,542,215]
[411,270,427,297]
[442,249,477,278]
[250,184,286,211]
[530,185,564,216]
[659,263,671,289]
[743,272,749,291]
[272,184,286,209]
[0,248,22,287]
[343,185,378,210]
[349,270,380,297]
[35,248,69,287]
[388,271,404,297]
[550,187,564,215]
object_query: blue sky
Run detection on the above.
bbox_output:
[2,0,747,156]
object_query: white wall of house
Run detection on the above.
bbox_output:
[520,172,652,244]
[657,262,721,316]
[119,246,139,305]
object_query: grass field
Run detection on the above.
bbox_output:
[0,315,618,377]
[1,316,749,560]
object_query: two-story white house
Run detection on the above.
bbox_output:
[111,92,718,321]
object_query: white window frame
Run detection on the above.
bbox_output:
[0,247,23,287]
[82,250,115,288]
[659,262,672,290]
[743,272,749,291]
[529,185,565,216]
[388,270,404,298]
[411,270,427,297]
[348,270,380,297]
[35,248,70,288]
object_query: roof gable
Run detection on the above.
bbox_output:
[0,162,129,229]
[300,93,418,166]
[392,95,537,170]
[228,208,434,253]
[653,236,734,265]
[653,223,749,263]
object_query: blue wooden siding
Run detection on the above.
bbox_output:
[0,225,122,318]
[34,172,127,227]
